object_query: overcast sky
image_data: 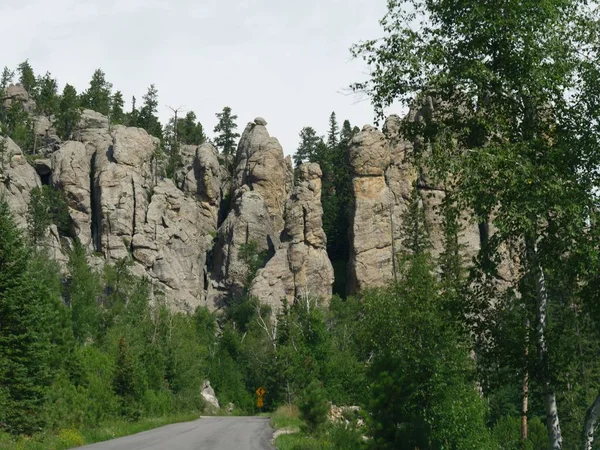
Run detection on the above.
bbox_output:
[1,0,390,155]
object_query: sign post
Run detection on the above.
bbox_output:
[256,386,266,411]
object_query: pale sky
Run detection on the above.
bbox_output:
[1,0,390,155]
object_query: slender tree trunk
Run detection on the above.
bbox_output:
[522,318,530,446]
[529,241,562,449]
[582,394,600,450]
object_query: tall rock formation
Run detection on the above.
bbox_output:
[347,114,483,294]
[0,136,41,229]
[347,125,395,293]
[250,163,334,312]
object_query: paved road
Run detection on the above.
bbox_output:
[76,417,275,450]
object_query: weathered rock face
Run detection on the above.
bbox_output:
[250,163,334,312]
[347,126,395,293]
[348,114,483,293]
[0,136,41,228]
[2,84,36,113]
[51,141,93,248]
[233,118,289,234]
[208,187,280,308]
[3,101,491,313]
[135,179,217,311]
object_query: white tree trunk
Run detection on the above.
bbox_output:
[532,247,562,450]
[522,318,530,444]
[582,394,600,450]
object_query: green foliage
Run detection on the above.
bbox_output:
[0,202,66,434]
[67,241,101,344]
[110,91,125,125]
[55,84,80,140]
[177,111,206,145]
[136,85,162,139]
[326,112,339,149]
[27,185,72,241]
[361,253,492,449]
[17,60,36,96]
[1,101,34,152]
[238,241,268,288]
[80,69,112,116]
[0,67,14,92]
[298,381,329,433]
[293,126,321,168]
[35,72,58,118]
[213,106,240,156]
[492,416,549,450]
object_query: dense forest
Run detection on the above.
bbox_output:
[2,0,600,449]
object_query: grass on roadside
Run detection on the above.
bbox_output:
[269,404,366,450]
[269,404,302,431]
[0,412,199,450]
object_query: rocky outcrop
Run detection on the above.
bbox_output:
[201,380,220,411]
[2,84,36,113]
[208,188,280,308]
[135,179,216,311]
[347,125,395,293]
[233,118,289,234]
[0,136,41,228]
[3,101,491,313]
[348,114,483,294]
[51,141,93,248]
[250,163,334,312]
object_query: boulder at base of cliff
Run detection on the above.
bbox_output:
[201,380,220,412]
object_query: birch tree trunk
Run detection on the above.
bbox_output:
[582,394,600,450]
[530,242,563,450]
[522,318,530,446]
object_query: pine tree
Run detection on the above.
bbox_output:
[55,84,81,140]
[67,242,100,343]
[80,69,112,116]
[125,95,139,127]
[137,84,162,139]
[178,111,206,145]
[213,106,240,156]
[2,102,34,153]
[293,126,321,167]
[0,67,14,93]
[400,182,430,257]
[36,72,58,118]
[327,111,339,149]
[17,60,36,95]
[0,201,65,434]
[110,91,125,125]
[339,119,356,146]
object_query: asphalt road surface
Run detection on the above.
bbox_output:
[76,417,275,450]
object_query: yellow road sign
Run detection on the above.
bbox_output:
[257,397,264,408]
[256,387,266,397]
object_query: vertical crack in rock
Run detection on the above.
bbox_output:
[130,177,136,256]
[90,152,101,253]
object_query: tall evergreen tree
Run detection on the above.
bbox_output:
[0,201,65,434]
[36,72,59,118]
[0,67,14,93]
[293,126,321,168]
[55,84,81,141]
[327,111,339,149]
[125,95,139,127]
[80,69,112,116]
[213,106,239,156]
[178,111,206,145]
[339,119,355,146]
[110,91,125,125]
[137,85,162,139]
[17,60,36,95]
